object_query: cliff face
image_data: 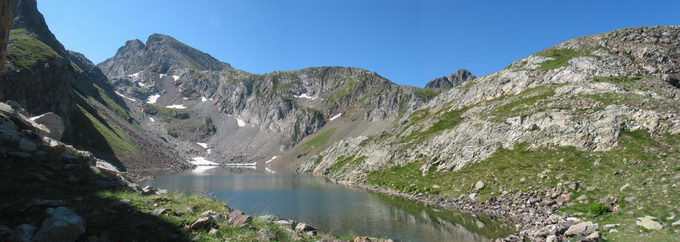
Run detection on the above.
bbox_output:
[0,0,186,175]
[0,0,16,70]
[98,36,436,164]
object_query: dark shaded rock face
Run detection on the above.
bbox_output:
[0,0,16,70]
[0,0,186,175]
[425,69,476,90]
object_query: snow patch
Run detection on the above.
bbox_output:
[329,113,342,121]
[128,72,141,78]
[207,149,212,154]
[191,166,217,174]
[149,117,155,122]
[138,82,150,88]
[236,118,246,127]
[225,162,257,167]
[201,97,208,102]
[172,75,180,81]
[196,143,208,149]
[189,157,219,166]
[182,97,188,100]
[114,91,137,102]
[265,167,276,174]
[166,104,187,109]
[294,93,317,100]
[159,74,167,78]
[146,94,160,104]
[264,156,279,164]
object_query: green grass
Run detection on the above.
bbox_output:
[77,105,139,156]
[97,190,333,241]
[485,85,560,121]
[7,29,61,69]
[91,85,132,122]
[327,74,369,103]
[368,130,680,240]
[397,107,468,149]
[414,89,439,100]
[300,128,337,153]
[536,48,593,70]
[327,155,366,175]
[143,104,191,122]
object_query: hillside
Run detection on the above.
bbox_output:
[299,26,680,241]
[97,35,452,166]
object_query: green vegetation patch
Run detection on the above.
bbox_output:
[397,107,468,149]
[414,89,439,100]
[327,155,367,175]
[100,191,331,241]
[77,105,139,156]
[485,85,561,121]
[593,76,650,91]
[91,85,132,122]
[536,48,593,70]
[368,130,680,240]
[143,104,215,139]
[327,74,370,103]
[300,128,337,153]
[7,29,61,69]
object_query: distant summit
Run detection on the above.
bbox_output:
[425,69,475,90]
[98,33,230,77]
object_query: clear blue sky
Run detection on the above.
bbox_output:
[38,0,679,87]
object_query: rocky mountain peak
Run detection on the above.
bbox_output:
[99,33,230,77]
[425,69,476,90]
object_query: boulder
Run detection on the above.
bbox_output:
[30,112,65,140]
[32,207,86,242]
[189,216,215,231]
[274,219,297,229]
[227,210,251,227]
[564,221,598,236]
[584,231,600,241]
[294,223,315,233]
[151,208,171,216]
[474,181,485,190]
[257,229,275,241]
[545,235,557,242]
[636,216,663,230]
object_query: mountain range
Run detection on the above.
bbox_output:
[1,0,679,241]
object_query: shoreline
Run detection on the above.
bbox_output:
[324,178,598,241]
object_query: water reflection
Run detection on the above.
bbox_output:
[144,167,513,241]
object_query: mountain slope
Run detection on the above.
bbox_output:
[0,0,186,175]
[98,36,440,166]
[299,26,680,241]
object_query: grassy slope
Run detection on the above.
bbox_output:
[7,29,60,69]
[361,70,680,241]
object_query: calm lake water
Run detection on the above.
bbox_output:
[143,166,514,241]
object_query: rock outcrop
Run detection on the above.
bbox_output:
[425,69,476,90]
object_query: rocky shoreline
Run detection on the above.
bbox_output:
[333,181,604,241]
